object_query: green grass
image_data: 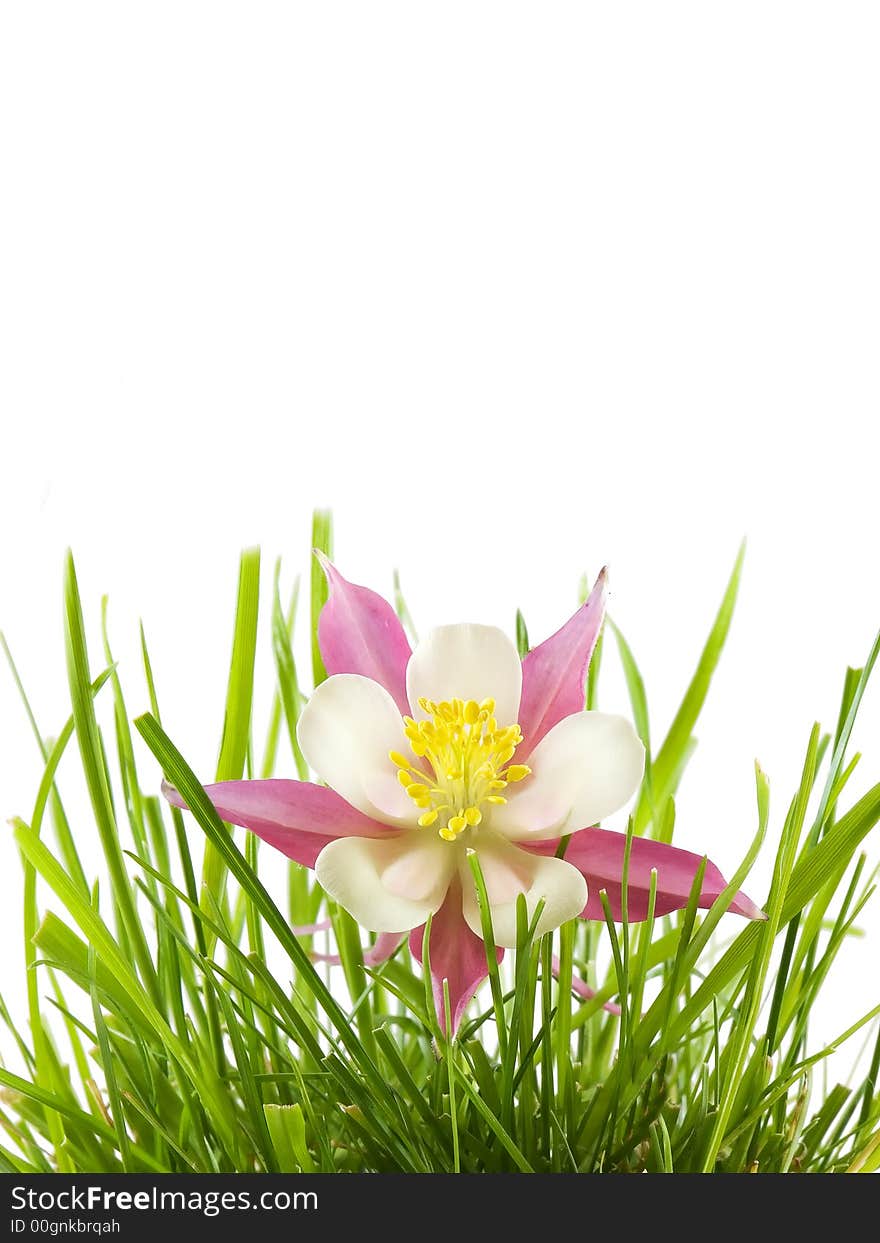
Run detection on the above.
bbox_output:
[1,519,879,1174]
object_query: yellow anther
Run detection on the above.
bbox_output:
[464,806,482,826]
[505,764,531,782]
[407,783,429,797]
[447,814,467,835]
[487,795,507,805]
[463,699,480,725]
[397,770,413,788]
[389,751,411,769]
[418,809,439,827]
[480,698,495,714]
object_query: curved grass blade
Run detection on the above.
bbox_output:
[63,551,160,1005]
[310,509,333,687]
[637,542,744,834]
[202,547,261,920]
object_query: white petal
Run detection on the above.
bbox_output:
[297,674,415,825]
[315,833,456,933]
[406,624,522,725]
[461,833,587,948]
[492,711,645,840]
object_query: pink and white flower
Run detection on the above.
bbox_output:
[165,556,763,1031]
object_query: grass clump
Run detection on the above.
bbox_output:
[1,517,879,1174]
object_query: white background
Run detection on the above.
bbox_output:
[1,4,879,1065]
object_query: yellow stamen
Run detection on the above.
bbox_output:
[394,695,531,840]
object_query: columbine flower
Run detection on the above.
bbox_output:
[165,556,763,1031]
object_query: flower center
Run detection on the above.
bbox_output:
[389,697,531,842]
